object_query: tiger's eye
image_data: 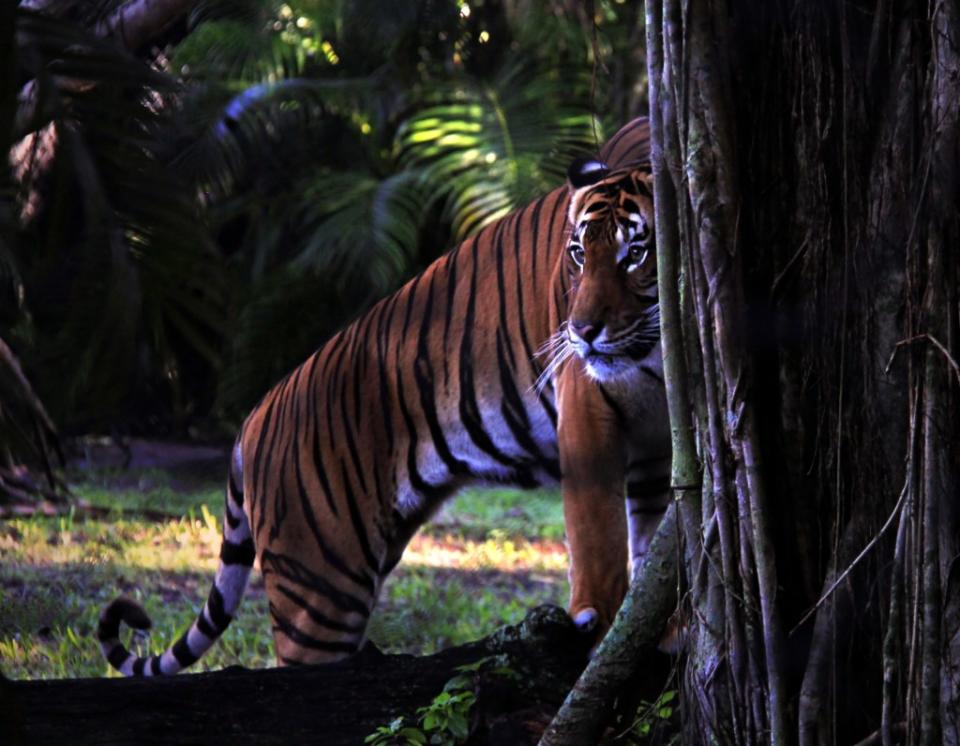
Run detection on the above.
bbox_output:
[569,245,585,267]
[628,246,648,264]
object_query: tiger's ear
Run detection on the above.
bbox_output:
[627,167,654,199]
[567,157,610,189]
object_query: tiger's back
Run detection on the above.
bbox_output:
[243,185,576,662]
[98,118,667,673]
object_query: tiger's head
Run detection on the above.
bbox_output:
[561,158,659,381]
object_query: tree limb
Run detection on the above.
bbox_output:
[538,504,679,745]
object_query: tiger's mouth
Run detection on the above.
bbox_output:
[574,318,660,381]
[533,312,661,390]
[582,340,656,363]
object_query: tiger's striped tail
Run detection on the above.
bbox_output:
[98,443,254,676]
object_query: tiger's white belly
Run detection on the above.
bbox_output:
[394,385,560,518]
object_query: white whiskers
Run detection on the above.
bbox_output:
[532,323,574,395]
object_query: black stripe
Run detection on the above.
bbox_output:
[206,585,233,632]
[224,505,240,530]
[310,422,339,519]
[304,347,339,520]
[401,273,423,339]
[96,621,115,642]
[251,388,286,536]
[597,383,629,429]
[340,377,369,496]
[395,333,450,504]
[496,331,560,481]
[220,537,256,566]
[132,657,146,676]
[640,364,664,383]
[352,324,365,426]
[171,636,199,668]
[196,613,218,639]
[414,269,471,477]
[274,365,307,541]
[537,191,567,423]
[528,197,543,278]
[524,193,560,423]
[275,583,366,634]
[458,249,526,469]
[107,646,128,669]
[228,463,243,508]
[511,205,542,385]
[271,604,360,654]
[340,460,381,574]
[268,432,291,541]
[602,124,633,162]
[150,656,162,675]
[442,248,460,386]
[249,393,278,535]
[260,549,370,617]
[375,294,401,450]
[492,216,518,372]
[293,432,375,592]
[324,334,350,445]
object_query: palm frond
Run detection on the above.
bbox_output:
[168,76,380,198]
[396,56,601,242]
[11,8,227,430]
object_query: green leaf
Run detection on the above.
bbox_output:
[443,674,473,692]
[453,656,493,673]
[400,728,427,744]
[447,712,469,741]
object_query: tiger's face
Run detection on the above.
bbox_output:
[563,159,659,381]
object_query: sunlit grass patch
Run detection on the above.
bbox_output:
[432,487,565,541]
[368,564,568,656]
[369,492,570,655]
[1,475,569,679]
[0,494,275,680]
[70,466,223,516]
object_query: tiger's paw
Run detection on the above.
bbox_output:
[570,606,615,657]
[572,607,599,634]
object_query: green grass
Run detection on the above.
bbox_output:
[0,474,567,679]
[433,488,567,541]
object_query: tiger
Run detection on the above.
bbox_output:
[97,117,671,674]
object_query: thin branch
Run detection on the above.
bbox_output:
[885,333,960,386]
[791,486,907,635]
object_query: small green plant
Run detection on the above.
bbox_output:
[365,656,517,745]
[625,689,678,741]
[364,716,427,746]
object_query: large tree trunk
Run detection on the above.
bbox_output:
[547,1,959,742]
[653,1,959,742]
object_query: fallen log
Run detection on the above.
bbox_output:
[1,606,605,746]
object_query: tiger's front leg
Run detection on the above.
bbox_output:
[625,452,672,579]
[556,364,629,639]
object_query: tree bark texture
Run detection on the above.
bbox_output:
[634,0,960,743]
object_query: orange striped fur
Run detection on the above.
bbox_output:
[98,117,671,673]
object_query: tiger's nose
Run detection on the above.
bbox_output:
[570,320,603,344]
